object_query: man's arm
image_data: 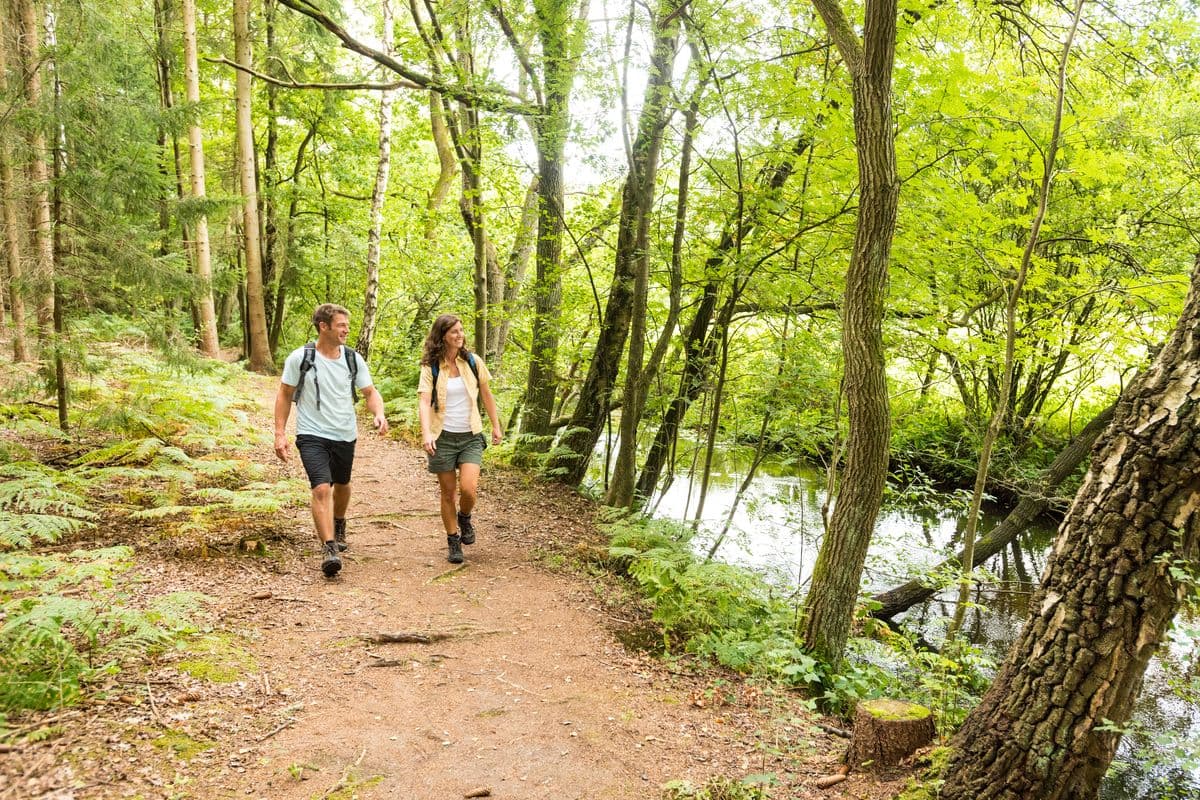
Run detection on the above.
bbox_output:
[273,383,295,461]
[361,385,390,436]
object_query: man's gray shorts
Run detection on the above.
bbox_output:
[427,430,485,473]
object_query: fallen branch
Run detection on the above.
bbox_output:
[464,789,492,798]
[363,632,454,644]
[322,746,369,799]
[367,659,407,668]
[815,722,852,739]
[256,717,297,742]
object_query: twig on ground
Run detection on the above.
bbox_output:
[321,746,368,799]
[816,722,852,739]
[256,717,297,743]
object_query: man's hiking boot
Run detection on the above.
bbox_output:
[457,512,476,545]
[334,517,348,552]
[447,534,464,564]
[321,540,342,577]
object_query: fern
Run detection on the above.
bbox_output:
[0,464,97,549]
[0,549,204,713]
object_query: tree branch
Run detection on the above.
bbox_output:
[206,55,420,91]
[274,0,535,115]
[808,0,864,75]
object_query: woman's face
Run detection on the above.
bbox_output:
[444,321,465,348]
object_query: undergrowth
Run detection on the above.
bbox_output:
[604,512,992,728]
[0,325,305,722]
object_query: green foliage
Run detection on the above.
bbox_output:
[0,463,98,549]
[0,548,204,713]
[662,775,773,800]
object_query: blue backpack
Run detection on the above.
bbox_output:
[293,343,359,409]
[430,353,479,411]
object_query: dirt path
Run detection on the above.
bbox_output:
[1,382,903,800]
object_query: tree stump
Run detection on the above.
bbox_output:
[845,699,935,772]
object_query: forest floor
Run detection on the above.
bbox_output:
[0,376,914,800]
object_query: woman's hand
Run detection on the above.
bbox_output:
[423,432,437,454]
[491,425,502,446]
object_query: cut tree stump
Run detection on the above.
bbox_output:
[845,698,934,772]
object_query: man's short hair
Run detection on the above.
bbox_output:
[313,303,350,332]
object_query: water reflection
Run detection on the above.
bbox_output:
[588,440,1200,800]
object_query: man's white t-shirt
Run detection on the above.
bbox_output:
[281,346,373,442]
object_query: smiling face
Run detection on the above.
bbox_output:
[443,320,465,351]
[320,312,350,345]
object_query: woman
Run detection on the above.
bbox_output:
[417,314,503,563]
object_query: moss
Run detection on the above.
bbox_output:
[151,730,213,760]
[894,745,953,800]
[321,774,384,799]
[861,698,931,721]
[176,633,256,683]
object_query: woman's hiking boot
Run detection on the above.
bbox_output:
[334,517,348,552]
[321,540,342,577]
[457,512,476,545]
[447,533,464,564]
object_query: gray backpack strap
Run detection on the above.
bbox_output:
[430,362,440,411]
[344,346,360,403]
[293,343,319,408]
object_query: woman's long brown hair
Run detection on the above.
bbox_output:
[420,314,471,366]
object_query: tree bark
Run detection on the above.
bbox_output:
[801,0,900,666]
[356,0,395,360]
[234,0,274,373]
[605,2,681,507]
[845,699,934,771]
[182,0,221,357]
[0,14,29,362]
[543,0,680,479]
[939,252,1200,800]
[14,0,53,341]
[870,400,1116,620]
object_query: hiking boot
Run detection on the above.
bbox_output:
[447,534,464,564]
[321,540,342,578]
[457,512,476,545]
[334,518,348,552]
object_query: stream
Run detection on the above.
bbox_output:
[589,441,1200,800]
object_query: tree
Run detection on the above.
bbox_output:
[181,0,220,357]
[800,0,899,666]
[233,0,273,372]
[938,251,1200,800]
[13,0,54,340]
[354,0,394,360]
[0,12,29,362]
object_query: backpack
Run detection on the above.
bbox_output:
[430,353,479,412]
[293,342,359,409]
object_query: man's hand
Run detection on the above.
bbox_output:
[273,432,290,462]
[374,413,390,437]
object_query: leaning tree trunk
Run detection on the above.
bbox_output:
[233,0,274,373]
[871,400,1115,620]
[939,251,1200,800]
[801,0,899,667]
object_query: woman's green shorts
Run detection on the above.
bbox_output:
[427,430,486,473]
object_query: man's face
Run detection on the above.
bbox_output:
[322,313,350,343]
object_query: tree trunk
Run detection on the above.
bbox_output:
[356,0,395,360]
[181,0,221,357]
[490,176,539,371]
[262,0,280,346]
[802,0,899,667]
[604,4,680,507]
[939,251,1200,800]
[271,118,316,351]
[0,17,29,362]
[870,400,1116,620]
[234,0,273,373]
[542,0,680,477]
[14,0,53,341]
[515,0,587,442]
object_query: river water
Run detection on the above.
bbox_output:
[590,443,1200,800]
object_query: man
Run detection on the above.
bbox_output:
[274,304,389,578]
